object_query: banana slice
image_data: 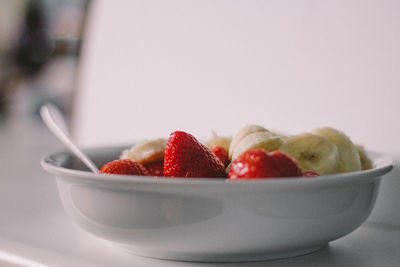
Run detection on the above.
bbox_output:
[356,144,374,170]
[206,131,232,151]
[120,138,167,164]
[279,133,339,175]
[229,124,269,159]
[225,161,233,175]
[231,131,284,161]
[313,127,361,173]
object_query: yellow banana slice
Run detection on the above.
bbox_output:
[231,131,284,161]
[279,133,339,175]
[313,127,361,173]
[356,144,374,170]
[120,138,167,164]
[229,124,269,159]
[206,131,232,151]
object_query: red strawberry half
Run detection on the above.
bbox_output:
[229,149,302,179]
[163,131,226,178]
[143,160,164,176]
[100,159,149,176]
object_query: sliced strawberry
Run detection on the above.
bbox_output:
[143,160,164,176]
[163,131,226,178]
[100,159,149,176]
[212,146,230,167]
[229,149,302,179]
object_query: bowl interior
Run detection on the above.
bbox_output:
[48,145,129,172]
[42,145,393,184]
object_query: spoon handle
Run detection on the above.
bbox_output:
[40,105,100,173]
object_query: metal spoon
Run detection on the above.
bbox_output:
[40,104,99,173]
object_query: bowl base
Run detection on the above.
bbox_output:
[111,243,327,263]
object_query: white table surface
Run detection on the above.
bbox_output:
[1,113,399,267]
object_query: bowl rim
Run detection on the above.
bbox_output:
[41,145,393,186]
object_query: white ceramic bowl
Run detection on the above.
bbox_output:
[41,146,393,262]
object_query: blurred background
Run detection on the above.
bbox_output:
[1,0,400,147]
[0,0,89,122]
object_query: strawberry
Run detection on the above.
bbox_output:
[212,146,230,167]
[143,160,164,176]
[302,171,320,177]
[229,149,302,179]
[163,131,226,178]
[100,159,149,176]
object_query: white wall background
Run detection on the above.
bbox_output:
[73,0,399,224]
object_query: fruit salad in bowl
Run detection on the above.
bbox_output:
[100,125,375,180]
[41,125,392,262]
